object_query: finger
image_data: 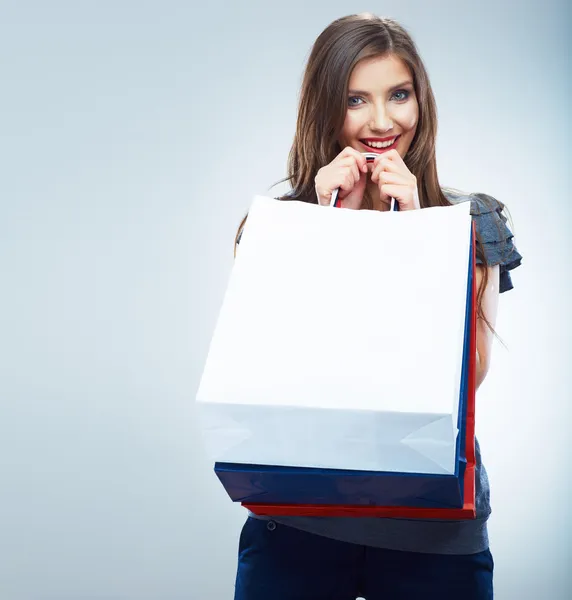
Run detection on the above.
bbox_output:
[371,156,388,182]
[341,147,368,173]
[338,156,362,178]
[372,155,394,172]
[339,155,367,179]
[353,154,368,175]
[354,151,369,173]
[378,171,410,187]
[316,186,333,204]
[351,162,360,186]
[377,180,391,202]
[371,160,387,184]
[373,148,403,165]
[378,184,411,204]
[387,148,407,167]
[374,150,405,168]
[339,172,355,192]
[339,146,361,162]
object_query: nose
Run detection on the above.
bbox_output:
[369,102,394,133]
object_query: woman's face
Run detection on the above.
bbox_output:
[339,55,419,161]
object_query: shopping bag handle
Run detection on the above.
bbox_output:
[330,152,399,211]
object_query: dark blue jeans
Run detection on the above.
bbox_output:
[235,517,494,600]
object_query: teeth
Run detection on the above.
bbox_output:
[365,138,396,148]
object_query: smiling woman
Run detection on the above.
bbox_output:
[232,12,522,600]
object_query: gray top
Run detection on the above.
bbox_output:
[239,189,523,554]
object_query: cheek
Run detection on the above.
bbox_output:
[394,99,419,133]
[394,112,418,139]
[341,111,362,141]
[404,118,418,138]
[405,100,419,130]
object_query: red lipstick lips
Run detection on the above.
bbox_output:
[361,135,399,143]
[360,135,400,154]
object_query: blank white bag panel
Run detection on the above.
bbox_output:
[196,197,472,475]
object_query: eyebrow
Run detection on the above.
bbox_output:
[348,80,414,96]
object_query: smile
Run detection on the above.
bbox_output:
[360,136,400,152]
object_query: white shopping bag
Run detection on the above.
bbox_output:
[196,196,472,475]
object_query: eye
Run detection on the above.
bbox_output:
[348,96,365,108]
[392,89,411,102]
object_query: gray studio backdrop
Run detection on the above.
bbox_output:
[1,1,570,599]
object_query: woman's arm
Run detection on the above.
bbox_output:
[475,264,500,390]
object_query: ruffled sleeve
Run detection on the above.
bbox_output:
[470,192,523,293]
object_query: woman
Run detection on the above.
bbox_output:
[233,13,521,600]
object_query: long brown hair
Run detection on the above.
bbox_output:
[235,13,497,332]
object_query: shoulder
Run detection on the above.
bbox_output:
[443,188,507,224]
[443,189,523,293]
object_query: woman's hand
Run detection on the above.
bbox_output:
[314,147,368,209]
[370,149,420,211]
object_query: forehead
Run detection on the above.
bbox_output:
[349,55,412,88]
